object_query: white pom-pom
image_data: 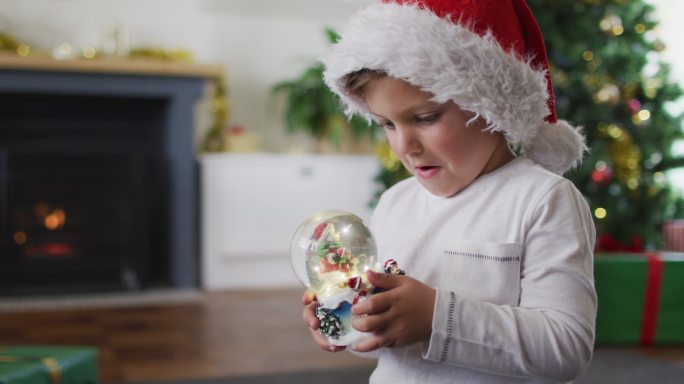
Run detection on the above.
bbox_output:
[523,120,587,175]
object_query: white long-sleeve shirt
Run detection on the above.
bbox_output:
[363,157,597,383]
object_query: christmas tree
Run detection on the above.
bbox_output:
[372,0,684,251]
[528,0,684,250]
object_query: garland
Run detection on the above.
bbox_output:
[0,31,230,153]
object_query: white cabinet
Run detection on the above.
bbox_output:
[200,153,380,289]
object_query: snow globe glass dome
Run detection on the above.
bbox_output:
[290,210,378,345]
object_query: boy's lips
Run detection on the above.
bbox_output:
[415,165,440,179]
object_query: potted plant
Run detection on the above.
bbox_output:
[272,29,377,152]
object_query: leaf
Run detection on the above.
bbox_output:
[271,28,375,147]
[325,27,340,44]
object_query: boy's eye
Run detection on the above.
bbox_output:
[416,113,440,124]
[381,120,395,130]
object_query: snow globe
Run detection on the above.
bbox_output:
[290,210,378,346]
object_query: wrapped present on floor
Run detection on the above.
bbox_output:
[595,252,684,345]
[0,345,97,384]
[663,220,684,252]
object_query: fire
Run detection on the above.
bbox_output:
[39,207,66,230]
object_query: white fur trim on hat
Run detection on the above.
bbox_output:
[524,120,587,175]
[323,2,586,175]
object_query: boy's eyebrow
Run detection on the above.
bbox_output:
[369,101,443,121]
[368,111,387,121]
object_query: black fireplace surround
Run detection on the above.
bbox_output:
[0,69,206,295]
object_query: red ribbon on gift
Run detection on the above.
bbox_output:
[640,252,664,345]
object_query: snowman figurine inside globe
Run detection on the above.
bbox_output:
[290,210,379,346]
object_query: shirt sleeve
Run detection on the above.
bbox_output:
[422,180,597,382]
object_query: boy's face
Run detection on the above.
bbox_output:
[365,76,511,197]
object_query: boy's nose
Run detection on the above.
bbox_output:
[394,129,422,156]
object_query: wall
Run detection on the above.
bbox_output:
[653,0,684,84]
[0,0,373,151]
[1,0,682,178]
[652,0,684,191]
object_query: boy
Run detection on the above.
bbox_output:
[303,1,596,382]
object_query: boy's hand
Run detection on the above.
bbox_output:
[351,269,436,352]
[301,290,346,352]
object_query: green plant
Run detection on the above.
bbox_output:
[272,28,376,149]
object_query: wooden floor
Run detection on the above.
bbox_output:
[1,289,684,384]
[0,289,374,383]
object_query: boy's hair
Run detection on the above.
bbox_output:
[323,0,587,175]
[342,69,386,100]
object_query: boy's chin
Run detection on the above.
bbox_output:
[418,177,474,197]
[421,183,458,198]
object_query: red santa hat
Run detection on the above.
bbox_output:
[323,0,586,175]
[347,276,362,290]
[312,222,328,240]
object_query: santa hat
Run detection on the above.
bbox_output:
[347,276,362,290]
[383,259,397,269]
[323,0,586,175]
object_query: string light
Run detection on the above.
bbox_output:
[612,25,624,36]
[627,178,640,190]
[17,44,31,56]
[600,12,623,37]
[82,46,97,59]
[607,124,624,139]
[13,231,27,245]
[595,208,607,219]
[632,109,651,125]
[594,83,620,105]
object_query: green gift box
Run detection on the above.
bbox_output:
[0,345,97,384]
[595,252,684,345]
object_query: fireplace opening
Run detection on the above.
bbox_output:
[1,92,173,295]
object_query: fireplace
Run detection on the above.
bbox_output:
[0,66,212,295]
